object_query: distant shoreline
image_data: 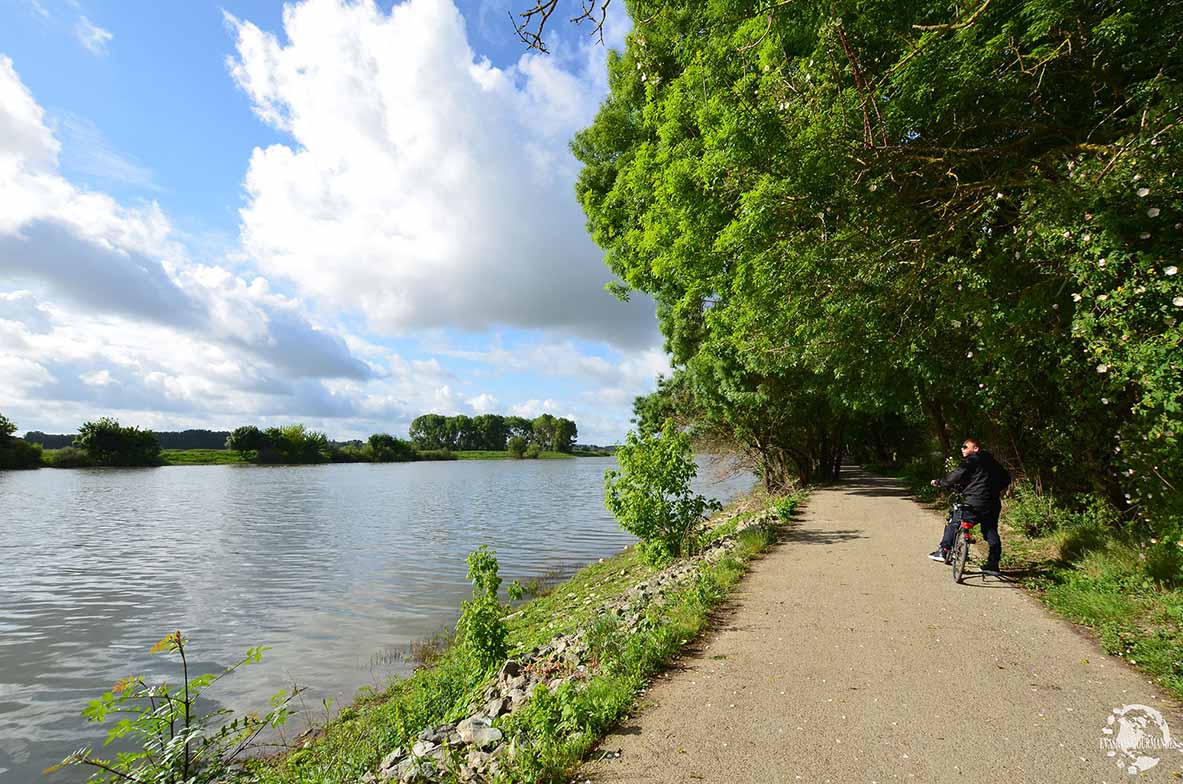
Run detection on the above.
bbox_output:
[28,447,615,468]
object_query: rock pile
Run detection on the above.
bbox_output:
[362,508,777,783]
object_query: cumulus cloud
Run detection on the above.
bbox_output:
[226,0,657,349]
[75,16,113,56]
[0,57,372,385]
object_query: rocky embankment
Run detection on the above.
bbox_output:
[361,508,778,783]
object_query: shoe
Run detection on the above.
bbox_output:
[980,563,1002,576]
[927,549,949,562]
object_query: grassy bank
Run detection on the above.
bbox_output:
[454,450,575,460]
[869,461,1183,702]
[243,490,804,784]
[162,449,247,465]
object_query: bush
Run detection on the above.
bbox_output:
[456,546,509,671]
[604,419,721,565]
[1005,482,1065,537]
[330,444,372,463]
[0,439,41,470]
[507,436,528,458]
[368,433,416,462]
[523,443,543,459]
[74,418,162,466]
[47,446,93,468]
[50,632,294,784]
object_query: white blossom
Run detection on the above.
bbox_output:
[1147,207,1161,218]
[1174,296,1183,307]
[1071,293,1082,302]
[1097,363,1109,373]
[1166,266,1178,276]
[1136,187,1150,197]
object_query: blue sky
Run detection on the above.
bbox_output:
[0,0,665,443]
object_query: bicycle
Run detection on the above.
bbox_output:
[945,502,976,583]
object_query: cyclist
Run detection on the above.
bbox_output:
[927,438,1011,575]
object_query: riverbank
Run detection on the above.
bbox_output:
[241,488,804,784]
[27,448,603,468]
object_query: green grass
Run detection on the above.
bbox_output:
[454,450,575,460]
[243,490,805,784]
[999,521,1183,701]
[161,449,246,465]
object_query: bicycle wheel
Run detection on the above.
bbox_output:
[951,533,969,583]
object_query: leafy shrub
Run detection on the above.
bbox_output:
[0,439,41,469]
[507,436,528,458]
[51,632,294,784]
[330,444,372,463]
[74,418,162,466]
[48,446,93,467]
[604,419,721,565]
[367,433,416,462]
[456,546,509,671]
[1005,482,1065,537]
[523,443,543,459]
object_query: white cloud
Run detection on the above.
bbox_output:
[57,113,160,190]
[509,398,563,419]
[226,0,658,349]
[75,16,113,56]
[467,392,499,413]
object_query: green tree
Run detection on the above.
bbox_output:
[225,425,266,459]
[604,419,720,565]
[0,412,42,470]
[472,414,509,450]
[506,435,528,458]
[409,414,448,450]
[368,433,416,462]
[74,418,162,467]
[456,546,510,670]
[553,417,578,452]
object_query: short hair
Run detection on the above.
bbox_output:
[962,437,981,449]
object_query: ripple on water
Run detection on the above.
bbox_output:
[0,458,752,783]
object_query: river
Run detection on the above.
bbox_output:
[0,457,753,783]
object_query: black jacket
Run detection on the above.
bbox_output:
[937,450,1011,509]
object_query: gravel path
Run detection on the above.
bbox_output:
[579,469,1183,783]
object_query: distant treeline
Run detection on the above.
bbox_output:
[409,413,577,453]
[23,429,231,450]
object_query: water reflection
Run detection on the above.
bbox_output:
[0,457,752,782]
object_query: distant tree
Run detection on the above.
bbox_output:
[504,416,532,442]
[225,426,267,459]
[553,417,578,452]
[22,431,73,449]
[409,414,448,450]
[530,413,557,448]
[449,414,475,451]
[258,424,329,464]
[368,433,417,462]
[506,436,528,458]
[523,443,543,459]
[0,411,42,469]
[472,414,509,451]
[74,418,162,467]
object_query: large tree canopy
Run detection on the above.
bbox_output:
[575,0,1181,545]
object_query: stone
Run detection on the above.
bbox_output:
[379,748,405,771]
[361,773,378,784]
[482,696,506,717]
[497,659,522,682]
[411,739,436,758]
[417,725,451,744]
[507,674,527,691]
[506,688,527,708]
[457,715,504,749]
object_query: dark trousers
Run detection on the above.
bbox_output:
[940,504,1002,567]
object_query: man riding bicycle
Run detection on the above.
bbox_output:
[928,438,1012,576]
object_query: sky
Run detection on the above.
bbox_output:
[0,0,667,445]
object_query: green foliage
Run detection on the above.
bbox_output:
[51,631,294,784]
[414,449,456,461]
[409,412,579,452]
[456,546,510,671]
[160,449,245,465]
[225,425,267,459]
[604,419,721,565]
[367,433,416,462]
[46,446,94,468]
[74,418,162,466]
[575,0,1182,540]
[507,436,528,458]
[0,412,41,469]
[1006,483,1066,537]
[523,443,543,459]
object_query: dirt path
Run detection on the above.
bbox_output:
[580,469,1183,783]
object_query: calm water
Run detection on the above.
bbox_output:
[0,457,752,783]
